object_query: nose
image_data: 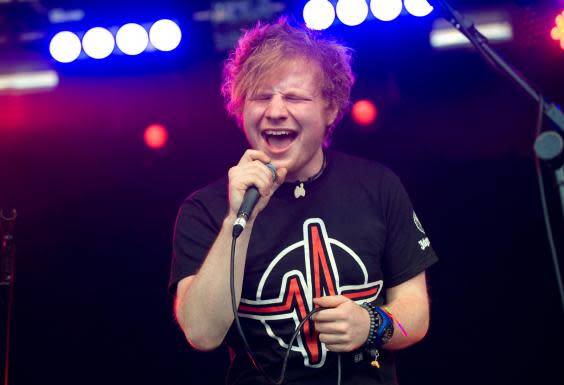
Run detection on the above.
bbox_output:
[265,95,288,120]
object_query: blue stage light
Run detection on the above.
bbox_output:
[370,0,403,22]
[404,0,434,17]
[303,0,335,30]
[336,0,369,26]
[49,31,82,63]
[149,19,182,52]
[82,27,115,59]
[116,23,149,55]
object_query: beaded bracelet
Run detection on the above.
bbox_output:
[360,302,379,350]
[361,302,394,348]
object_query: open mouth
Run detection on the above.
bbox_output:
[262,129,297,151]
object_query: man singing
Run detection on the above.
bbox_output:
[169,17,438,384]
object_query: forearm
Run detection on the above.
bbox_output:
[381,293,429,350]
[176,215,254,351]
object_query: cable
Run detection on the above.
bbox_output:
[533,97,564,313]
[230,236,342,384]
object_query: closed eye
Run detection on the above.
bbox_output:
[249,94,272,101]
[285,95,312,102]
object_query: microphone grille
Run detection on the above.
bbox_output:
[265,163,277,182]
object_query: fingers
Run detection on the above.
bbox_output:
[311,298,370,353]
[313,295,349,309]
[237,149,271,166]
[317,327,354,352]
[318,332,348,345]
[315,319,348,334]
[312,307,343,322]
[228,149,285,219]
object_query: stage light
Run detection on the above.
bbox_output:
[550,10,564,50]
[144,124,168,149]
[336,0,369,27]
[370,0,403,22]
[82,27,115,59]
[303,0,335,30]
[430,21,513,49]
[403,0,433,17]
[351,99,378,126]
[149,19,182,52]
[116,23,149,55]
[49,31,82,63]
[0,70,59,92]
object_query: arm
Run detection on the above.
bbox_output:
[312,271,430,352]
[174,214,255,351]
[379,271,430,350]
[174,150,287,352]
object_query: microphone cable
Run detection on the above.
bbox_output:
[230,236,342,385]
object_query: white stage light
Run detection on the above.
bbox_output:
[116,23,149,55]
[370,0,403,22]
[82,27,115,59]
[430,21,513,48]
[0,70,59,92]
[49,31,82,63]
[336,0,369,26]
[303,0,335,30]
[149,19,182,52]
[404,0,434,17]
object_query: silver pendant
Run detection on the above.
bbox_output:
[294,182,306,199]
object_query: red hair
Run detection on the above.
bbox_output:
[222,17,355,144]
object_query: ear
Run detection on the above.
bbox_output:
[325,102,339,128]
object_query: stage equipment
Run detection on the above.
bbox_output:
[550,10,564,50]
[1,209,17,385]
[435,0,564,313]
[352,99,378,126]
[82,27,115,59]
[0,70,58,92]
[370,0,403,22]
[144,124,169,150]
[303,0,335,31]
[49,31,82,63]
[116,23,149,56]
[149,20,182,52]
[336,0,369,26]
[404,0,434,17]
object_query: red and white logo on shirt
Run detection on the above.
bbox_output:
[238,218,382,368]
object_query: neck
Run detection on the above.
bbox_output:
[287,150,326,183]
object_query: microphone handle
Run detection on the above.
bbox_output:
[232,163,276,238]
[237,187,260,219]
[232,187,260,238]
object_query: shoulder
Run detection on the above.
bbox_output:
[178,177,228,220]
[328,150,402,187]
[187,177,228,203]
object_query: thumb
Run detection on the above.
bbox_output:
[313,295,349,308]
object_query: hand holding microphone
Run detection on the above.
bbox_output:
[228,150,286,238]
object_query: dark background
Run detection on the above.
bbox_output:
[1,1,563,384]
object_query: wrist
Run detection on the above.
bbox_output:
[361,303,394,349]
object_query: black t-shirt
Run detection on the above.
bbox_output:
[169,151,438,385]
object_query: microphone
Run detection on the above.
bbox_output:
[232,163,277,238]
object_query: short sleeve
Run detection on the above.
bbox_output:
[381,172,438,288]
[168,194,224,295]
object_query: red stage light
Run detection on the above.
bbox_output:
[144,124,168,149]
[351,99,378,126]
[550,10,564,50]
